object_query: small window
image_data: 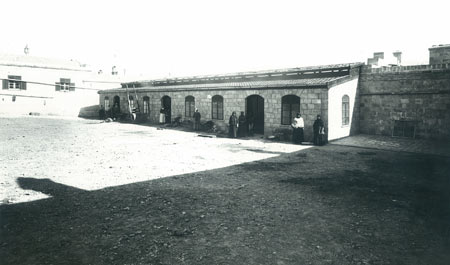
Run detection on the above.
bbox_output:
[393,120,415,138]
[342,95,350,126]
[3,76,26,90]
[281,95,300,125]
[56,78,75,92]
[104,96,110,111]
[185,96,195,118]
[143,96,150,114]
[212,95,223,120]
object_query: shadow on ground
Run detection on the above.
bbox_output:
[1,146,450,265]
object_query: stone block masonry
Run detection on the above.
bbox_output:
[99,87,328,141]
[359,65,450,140]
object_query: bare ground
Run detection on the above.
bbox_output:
[0,116,449,265]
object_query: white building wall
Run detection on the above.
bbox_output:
[327,78,358,141]
[0,62,123,117]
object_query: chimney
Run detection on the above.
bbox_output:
[393,51,402,65]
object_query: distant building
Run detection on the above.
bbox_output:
[0,54,124,117]
[367,51,402,67]
[429,44,450,64]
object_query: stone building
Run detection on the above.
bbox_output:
[98,44,450,141]
[98,63,363,142]
[429,44,450,64]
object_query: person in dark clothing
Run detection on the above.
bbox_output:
[111,103,120,120]
[247,112,254,136]
[193,108,201,131]
[99,105,106,120]
[313,114,325,146]
[237,111,247,137]
[229,111,238,138]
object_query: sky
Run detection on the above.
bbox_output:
[1,0,449,79]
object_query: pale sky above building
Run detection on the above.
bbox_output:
[1,0,449,79]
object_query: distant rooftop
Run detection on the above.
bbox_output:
[0,53,91,72]
[429,44,450,49]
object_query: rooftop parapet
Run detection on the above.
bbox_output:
[362,63,450,74]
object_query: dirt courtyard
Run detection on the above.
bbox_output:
[1,116,449,265]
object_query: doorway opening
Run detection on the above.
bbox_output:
[161,96,171,123]
[246,95,264,134]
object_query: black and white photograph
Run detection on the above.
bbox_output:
[1,0,449,264]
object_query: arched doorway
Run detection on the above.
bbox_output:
[161,96,171,123]
[112,95,121,119]
[113,95,120,109]
[246,95,264,134]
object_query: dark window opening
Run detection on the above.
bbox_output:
[342,95,350,126]
[55,78,75,92]
[393,120,416,138]
[281,95,300,125]
[185,96,195,118]
[212,95,223,120]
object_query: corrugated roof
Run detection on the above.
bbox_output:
[148,76,341,89]
[135,62,364,83]
[100,76,349,93]
[99,62,363,93]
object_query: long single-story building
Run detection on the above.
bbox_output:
[98,63,363,142]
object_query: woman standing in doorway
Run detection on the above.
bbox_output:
[229,111,238,138]
[159,107,165,124]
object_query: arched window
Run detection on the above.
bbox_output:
[342,95,350,125]
[211,95,223,120]
[104,96,110,111]
[185,96,195,118]
[281,95,300,125]
[143,96,150,114]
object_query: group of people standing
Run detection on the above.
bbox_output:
[228,111,253,138]
[159,107,325,145]
[291,113,326,146]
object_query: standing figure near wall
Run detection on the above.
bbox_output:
[291,113,304,144]
[165,108,171,123]
[313,114,325,146]
[159,108,165,124]
[229,111,238,138]
[112,103,120,120]
[238,111,247,137]
[99,105,106,120]
[247,112,254,136]
[193,108,201,131]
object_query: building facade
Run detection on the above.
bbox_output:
[0,54,124,117]
[98,63,363,142]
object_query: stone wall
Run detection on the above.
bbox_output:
[429,45,450,64]
[100,87,328,141]
[359,64,450,139]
